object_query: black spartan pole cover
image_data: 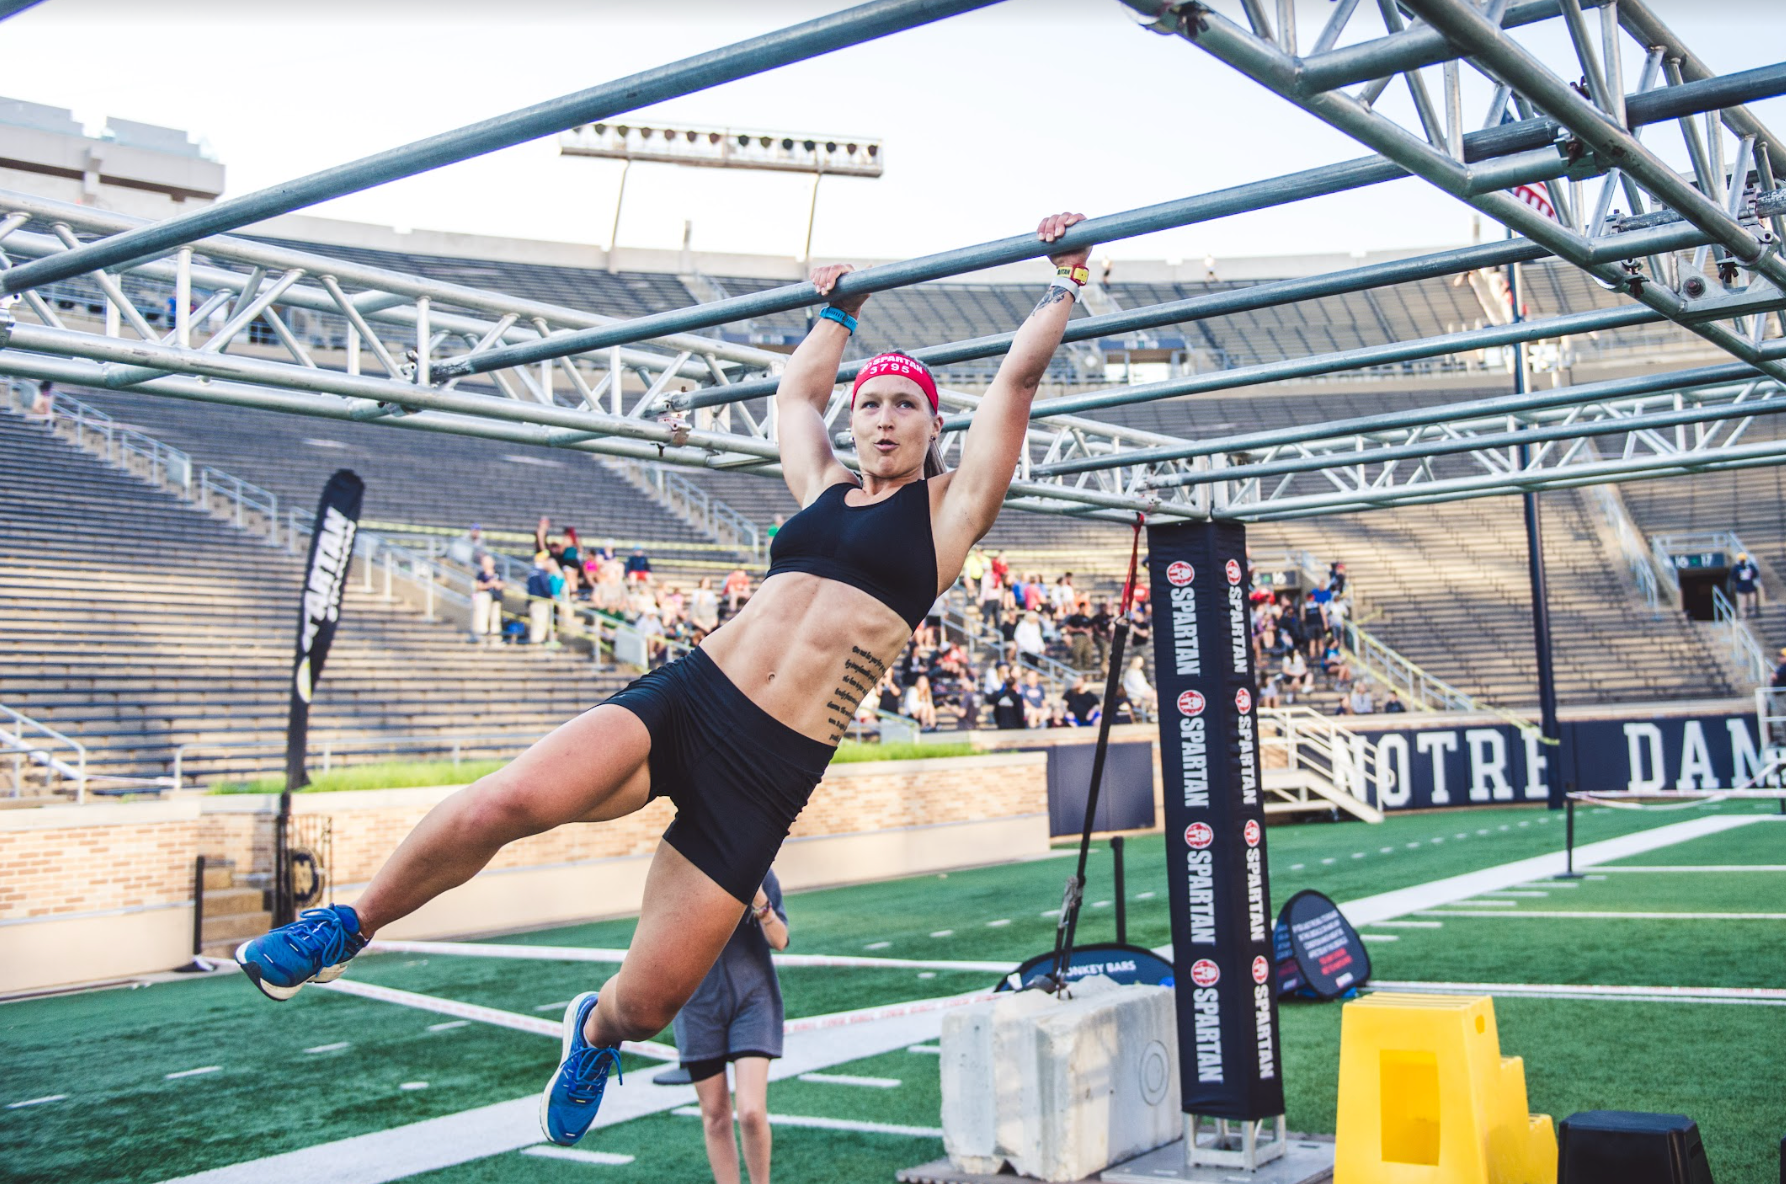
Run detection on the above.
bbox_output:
[1147,520,1284,1122]
[282,470,364,797]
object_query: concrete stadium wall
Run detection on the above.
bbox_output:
[0,751,1047,994]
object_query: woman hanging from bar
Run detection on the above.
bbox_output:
[234,211,1093,1148]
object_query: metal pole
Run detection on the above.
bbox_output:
[1508,260,1570,833]
[607,160,630,274]
[1112,834,1128,946]
[802,170,823,265]
[1,0,1000,295]
[192,855,206,957]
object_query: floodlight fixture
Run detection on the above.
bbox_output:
[559,121,882,177]
[562,121,883,269]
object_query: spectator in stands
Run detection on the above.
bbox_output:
[593,539,617,565]
[1045,699,1072,728]
[556,565,582,638]
[1731,552,1762,618]
[1122,657,1156,721]
[27,380,54,419]
[1258,673,1281,710]
[471,555,504,647]
[722,566,752,615]
[766,513,786,543]
[1050,573,1078,616]
[1091,598,1116,671]
[560,528,583,572]
[449,523,489,568]
[983,661,1009,699]
[1348,682,1375,715]
[964,546,988,591]
[526,553,555,645]
[1064,599,1097,671]
[877,672,903,717]
[1326,591,1349,645]
[1064,675,1101,727]
[624,546,653,583]
[902,675,938,731]
[1328,560,1348,598]
[1321,642,1351,687]
[1021,669,1048,728]
[1772,647,1786,690]
[978,562,1003,620]
[990,550,1010,589]
[592,562,628,618]
[636,604,668,666]
[1302,590,1327,660]
[1013,611,1046,668]
[676,872,789,1184]
[1281,649,1310,703]
[690,577,720,633]
[1128,600,1151,650]
[991,671,1026,730]
[953,669,981,730]
[1383,692,1407,713]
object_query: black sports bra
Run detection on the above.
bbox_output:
[765,480,939,630]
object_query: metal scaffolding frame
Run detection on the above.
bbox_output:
[0,0,1783,525]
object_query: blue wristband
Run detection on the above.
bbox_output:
[819,305,857,335]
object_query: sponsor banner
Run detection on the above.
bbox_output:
[284,470,364,792]
[1000,942,1177,992]
[1345,714,1769,811]
[1272,890,1371,1000]
[1148,521,1283,1121]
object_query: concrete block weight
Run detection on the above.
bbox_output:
[941,977,1179,1183]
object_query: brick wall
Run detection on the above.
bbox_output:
[1,752,1046,919]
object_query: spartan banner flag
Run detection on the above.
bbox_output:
[1147,520,1283,1121]
[283,470,364,792]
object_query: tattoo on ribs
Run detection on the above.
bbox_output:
[824,645,887,742]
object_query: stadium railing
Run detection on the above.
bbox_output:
[1712,586,1771,687]
[1337,621,1541,738]
[1,702,89,803]
[7,379,281,544]
[170,731,541,791]
[1587,482,1662,614]
[606,459,761,558]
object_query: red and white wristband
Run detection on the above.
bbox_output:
[1048,264,1089,299]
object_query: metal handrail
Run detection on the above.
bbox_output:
[1650,530,1748,596]
[7,379,281,542]
[172,731,542,789]
[0,702,88,803]
[1588,483,1661,613]
[1712,586,1771,688]
[623,460,761,557]
[1339,620,1478,714]
[1258,705,1383,803]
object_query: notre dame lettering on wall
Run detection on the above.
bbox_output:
[1339,714,1769,811]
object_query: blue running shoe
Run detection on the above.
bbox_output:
[540,991,624,1146]
[234,904,367,1001]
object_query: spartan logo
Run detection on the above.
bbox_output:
[1184,821,1214,849]
[1178,688,1207,716]
[1225,558,1242,584]
[1190,959,1221,987]
[1235,686,1253,714]
[1252,955,1270,984]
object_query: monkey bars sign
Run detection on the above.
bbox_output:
[1148,521,1283,1121]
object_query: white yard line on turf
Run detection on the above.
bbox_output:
[155,995,968,1184]
[673,1106,942,1139]
[520,1146,636,1166]
[6,1095,66,1108]
[1596,865,1786,872]
[1417,910,1786,920]
[1372,980,1786,1006]
[1338,815,1768,926]
[165,1066,222,1079]
[1363,920,1442,928]
[797,1072,902,1088]
[906,1044,941,1054]
[304,1042,351,1054]
[366,938,1013,975]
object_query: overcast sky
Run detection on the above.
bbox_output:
[6,0,1783,265]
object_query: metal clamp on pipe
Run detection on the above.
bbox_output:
[0,305,13,351]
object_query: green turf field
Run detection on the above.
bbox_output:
[2,803,1780,1184]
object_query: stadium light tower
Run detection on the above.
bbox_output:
[559,121,883,270]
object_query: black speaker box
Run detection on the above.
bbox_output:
[1558,1111,1713,1184]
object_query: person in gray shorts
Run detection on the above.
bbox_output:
[675,870,789,1184]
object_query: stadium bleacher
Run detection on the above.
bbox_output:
[0,406,632,785]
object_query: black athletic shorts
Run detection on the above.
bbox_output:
[603,646,834,904]
[683,1051,776,1083]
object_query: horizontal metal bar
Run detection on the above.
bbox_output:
[1146,382,1783,489]
[677,224,1553,412]
[435,156,1418,380]
[1003,302,1664,435]
[1296,0,1609,92]
[1,0,997,294]
[1038,359,1766,477]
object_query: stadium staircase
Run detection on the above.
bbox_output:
[0,392,635,791]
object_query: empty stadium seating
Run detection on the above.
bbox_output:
[0,407,633,786]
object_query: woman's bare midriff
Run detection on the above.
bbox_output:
[697,571,916,745]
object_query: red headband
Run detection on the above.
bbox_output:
[850,352,938,412]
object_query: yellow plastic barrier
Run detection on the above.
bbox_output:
[1335,993,1556,1184]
